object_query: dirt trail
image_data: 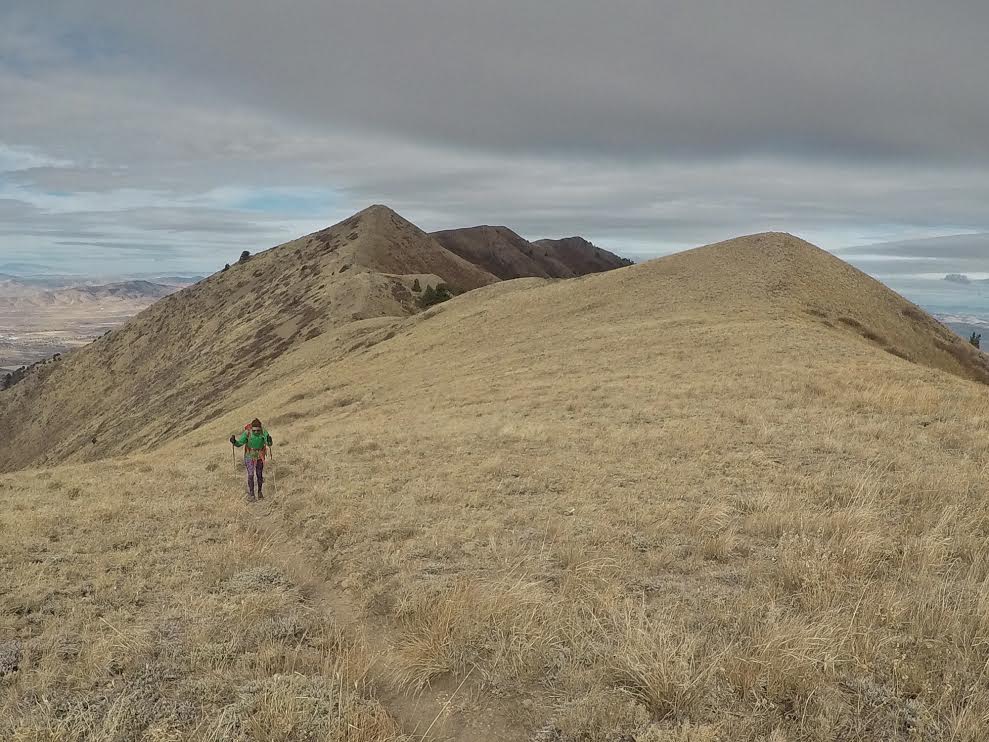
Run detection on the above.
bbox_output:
[234,493,529,741]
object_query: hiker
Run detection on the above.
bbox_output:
[230,418,273,502]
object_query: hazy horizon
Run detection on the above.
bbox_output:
[3,223,988,328]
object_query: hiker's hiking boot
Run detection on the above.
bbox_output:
[257,492,264,500]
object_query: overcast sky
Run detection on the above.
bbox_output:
[2,1,988,278]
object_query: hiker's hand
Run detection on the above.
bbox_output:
[229,435,236,445]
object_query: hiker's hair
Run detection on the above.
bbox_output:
[251,418,263,429]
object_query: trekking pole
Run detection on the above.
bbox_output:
[269,445,276,497]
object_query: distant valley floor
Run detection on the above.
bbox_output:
[939,318,989,345]
[0,304,148,369]
[0,278,191,369]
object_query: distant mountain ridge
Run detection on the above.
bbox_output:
[431,225,630,280]
[943,273,989,284]
[151,275,207,285]
[532,236,633,276]
[51,280,176,303]
[0,280,179,309]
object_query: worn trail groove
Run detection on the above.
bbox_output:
[235,495,527,741]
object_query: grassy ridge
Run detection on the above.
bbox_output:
[3,231,989,739]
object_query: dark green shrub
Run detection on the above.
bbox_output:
[417,283,455,309]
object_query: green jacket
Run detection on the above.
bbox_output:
[232,429,272,460]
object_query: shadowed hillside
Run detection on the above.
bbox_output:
[533,235,633,275]
[433,226,630,279]
[4,227,989,739]
[431,225,554,279]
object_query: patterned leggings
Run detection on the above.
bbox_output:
[245,458,265,497]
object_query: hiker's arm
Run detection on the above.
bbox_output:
[231,431,247,447]
[266,433,273,446]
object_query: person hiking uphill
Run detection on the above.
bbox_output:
[230,418,273,502]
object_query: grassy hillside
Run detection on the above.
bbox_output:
[3,231,989,740]
[0,205,497,470]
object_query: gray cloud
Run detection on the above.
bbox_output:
[837,234,989,277]
[1,1,989,276]
[839,234,989,261]
[23,0,987,162]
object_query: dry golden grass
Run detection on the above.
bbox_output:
[0,459,412,741]
[0,205,495,471]
[4,231,989,739]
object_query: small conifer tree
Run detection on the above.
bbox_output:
[419,284,437,307]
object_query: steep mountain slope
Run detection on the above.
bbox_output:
[0,205,497,469]
[431,225,555,279]
[295,204,498,291]
[432,226,631,279]
[532,235,632,275]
